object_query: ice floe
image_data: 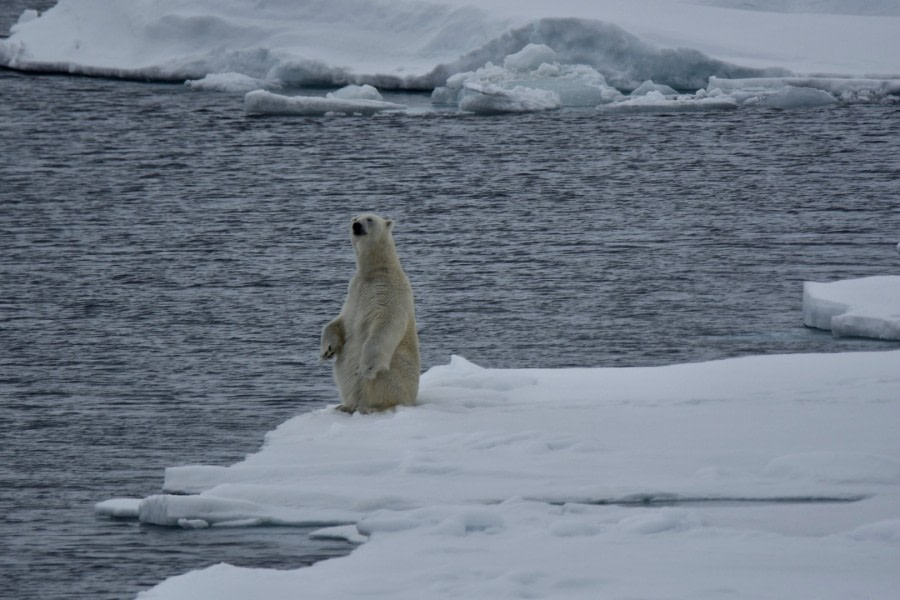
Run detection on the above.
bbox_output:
[101,348,900,599]
[803,276,900,341]
[243,90,406,117]
[4,0,900,94]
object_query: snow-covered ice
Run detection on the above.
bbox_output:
[4,0,900,99]
[804,276,900,341]
[100,349,900,599]
[243,90,406,117]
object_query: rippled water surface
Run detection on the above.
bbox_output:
[2,67,899,600]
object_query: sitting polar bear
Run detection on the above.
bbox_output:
[320,213,420,413]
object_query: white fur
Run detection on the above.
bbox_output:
[321,213,420,413]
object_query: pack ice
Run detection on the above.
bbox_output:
[4,0,900,111]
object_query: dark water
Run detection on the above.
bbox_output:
[2,62,899,600]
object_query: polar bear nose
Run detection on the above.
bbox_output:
[352,221,366,236]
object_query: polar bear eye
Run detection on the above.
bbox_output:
[366,218,374,223]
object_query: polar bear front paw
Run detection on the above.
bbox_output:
[320,321,344,360]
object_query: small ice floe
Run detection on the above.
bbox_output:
[707,76,900,107]
[326,84,383,101]
[94,498,142,518]
[185,72,278,93]
[598,90,738,113]
[629,80,679,96]
[459,82,561,114]
[434,43,622,110]
[244,90,406,116]
[803,276,900,340]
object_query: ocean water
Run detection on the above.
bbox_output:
[2,56,900,600]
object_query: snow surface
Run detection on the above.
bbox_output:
[804,276,900,341]
[99,350,900,599]
[3,0,900,95]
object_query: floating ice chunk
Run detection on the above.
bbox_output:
[630,80,679,96]
[177,518,210,529]
[326,84,383,101]
[503,43,557,71]
[459,83,561,114]
[803,276,900,340]
[185,72,277,93]
[598,90,738,113]
[94,498,141,518]
[244,90,406,116]
[708,76,900,103]
[757,86,838,109]
[439,49,621,108]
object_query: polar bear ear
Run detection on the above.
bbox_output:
[385,219,394,230]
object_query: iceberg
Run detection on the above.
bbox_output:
[803,276,900,341]
[4,0,900,95]
[103,349,900,599]
[243,90,406,117]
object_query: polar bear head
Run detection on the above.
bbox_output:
[350,213,396,260]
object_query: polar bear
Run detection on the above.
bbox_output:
[320,213,420,413]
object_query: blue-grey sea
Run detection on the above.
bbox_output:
[2,5,900,599]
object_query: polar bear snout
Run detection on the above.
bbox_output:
[352,220,367,236]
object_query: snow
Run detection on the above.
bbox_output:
[3,0,900,95]
[243,90,406,117]
[99,349,900,599]
[803,276,900,341]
